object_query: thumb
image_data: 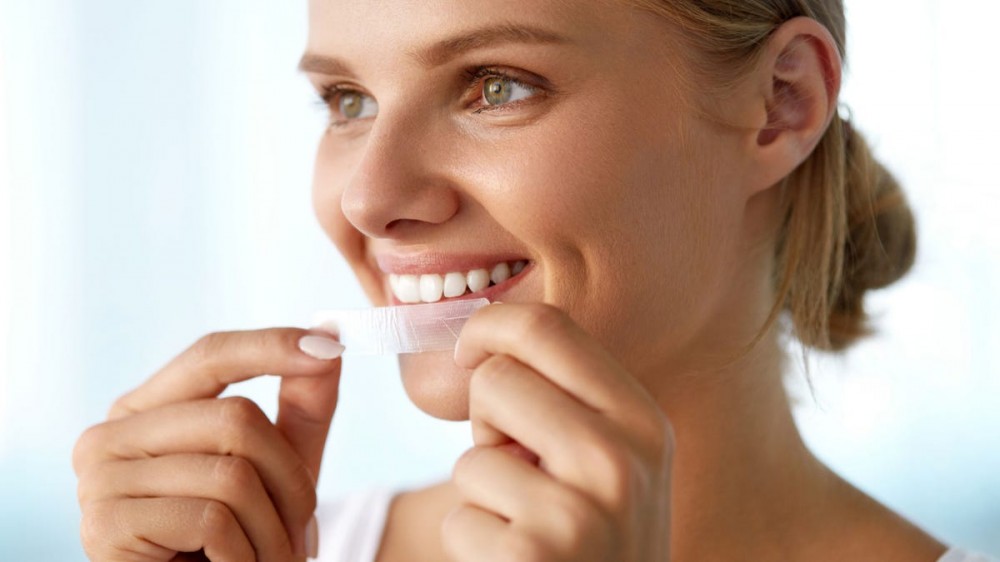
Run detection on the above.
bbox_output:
[276,330,344,483]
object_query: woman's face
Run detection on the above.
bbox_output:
[305,0,763,420]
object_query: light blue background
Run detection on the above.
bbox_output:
[1,1,997,559]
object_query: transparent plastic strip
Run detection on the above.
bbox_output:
[311,298,490,356]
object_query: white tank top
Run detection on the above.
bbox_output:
[316,487,998,562]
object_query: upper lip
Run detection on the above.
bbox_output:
[374,252,531,275]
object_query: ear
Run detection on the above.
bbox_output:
[744,16,843,195]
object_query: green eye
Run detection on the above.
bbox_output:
[481,76,535,107]
[335,91,378,121]
[483,77,512,105]
[339,92,363,118]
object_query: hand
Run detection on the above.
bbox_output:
[72,328,344,561]
[445,303,674,562]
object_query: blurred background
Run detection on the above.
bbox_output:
[1,0,997,559]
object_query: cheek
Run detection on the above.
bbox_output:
[472,102,738,371]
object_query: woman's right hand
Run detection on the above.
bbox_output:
[72,327,345,561]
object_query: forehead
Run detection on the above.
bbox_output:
[305,0,638,63]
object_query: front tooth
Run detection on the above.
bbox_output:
[443,272,468,298]
[419,274,444,303]
[389,274,400,294]
[396,274,421,303]
[511,260,527,275]
[467,269,490,293]
[490,262,511,285]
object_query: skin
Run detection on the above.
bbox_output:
[71,1,950,561]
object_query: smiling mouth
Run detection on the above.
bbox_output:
[388,259,530,304]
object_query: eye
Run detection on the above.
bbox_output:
[319,86,378,126]
[481,75,537,108]
[338,91,378,119]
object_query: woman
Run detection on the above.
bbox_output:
[71,0,997,561]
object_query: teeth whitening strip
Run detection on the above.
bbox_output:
[311,298,490,356]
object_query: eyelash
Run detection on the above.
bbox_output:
[312,65,542,129]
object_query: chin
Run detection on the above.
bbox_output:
[397,350,472,421]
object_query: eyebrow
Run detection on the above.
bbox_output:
[298,22,571,77]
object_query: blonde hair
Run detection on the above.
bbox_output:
[632,0,916,352]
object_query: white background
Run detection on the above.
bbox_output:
[1,1,998,558]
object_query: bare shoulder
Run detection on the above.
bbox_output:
[374,480,458,562]
[810,472,951,562]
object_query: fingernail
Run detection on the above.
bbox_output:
[305,515,319,559]
[298,335,345,360]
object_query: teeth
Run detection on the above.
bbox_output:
[443,272,467,298]
[419,274,444,303]
[467,269,490,293]
[395,274,421,304]
[389,261,529,303]
[490,262,510,285]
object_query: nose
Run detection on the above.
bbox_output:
[340,110,461,239]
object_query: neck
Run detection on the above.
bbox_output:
[646,331,838,560]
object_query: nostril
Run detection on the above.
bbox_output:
[384,218,424,234]
[385,218,403,232]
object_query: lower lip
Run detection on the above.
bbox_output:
[388,263,535,306]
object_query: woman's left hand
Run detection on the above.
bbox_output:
[446,303,675,562]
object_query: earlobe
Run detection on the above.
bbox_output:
[748,17,843,193]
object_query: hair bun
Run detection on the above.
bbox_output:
[827,121,917,349]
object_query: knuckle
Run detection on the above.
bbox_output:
[75,462,109,506]
[544,487,616,557]
[190,331,231,366]
[212,455,259,497]
[106,395,138,420]
[519,303,570,338]
[217,396,267,447]
[549,486,597,528]
[79,500,117,556]
[472,355,518,389]
[200,499,236,535]
[451,446,484,482]
[583,439,635,514]
[219,395,266,424]
[72,424,105,475]
[501,532,546,562]
[286,461,319,516]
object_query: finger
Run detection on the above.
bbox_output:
[441,503,513,562]
[451,445,610,556]
[468,354,633,515]
[454,303,658,426]
[81,497,254,562]
[76,397,316,558]
[276,353,342,482]
[108,328,343,420]
[78,454,294,560]
[451,445,558,523]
